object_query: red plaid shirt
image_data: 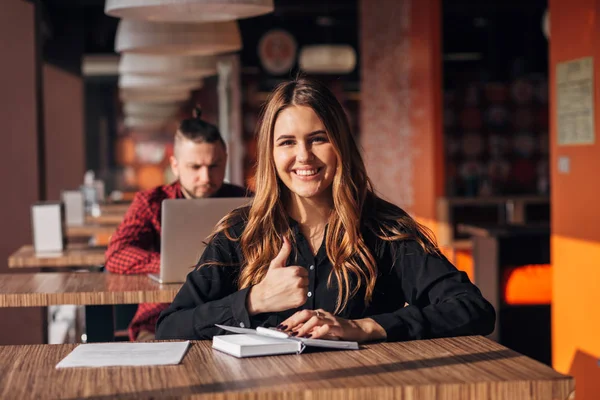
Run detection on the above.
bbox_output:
[105,181,183,340]
[105,181,250,340]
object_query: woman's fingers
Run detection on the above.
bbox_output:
[294,316,323,337]
[278,309,339,338]
[278,309,314,331]
[308,323,343,339]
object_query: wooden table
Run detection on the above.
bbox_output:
[86,213,124,225]
[8,244,106,268]
[66,223,118,238]
[0,336,573,399]
[0,272,181,307]
[99,203,130,214]
[0,272,182,343]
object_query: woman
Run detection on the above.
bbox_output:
[156,77,495,342]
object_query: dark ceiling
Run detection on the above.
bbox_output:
[37,0,356,65]
[35,0,548,82]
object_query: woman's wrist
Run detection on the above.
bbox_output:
[246,284,265,315]
[355,318,387,342]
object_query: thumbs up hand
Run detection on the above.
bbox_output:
[247,237,309,315]
[269,235,293,270]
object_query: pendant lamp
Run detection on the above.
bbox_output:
[124,115,171,129]
[119,53,218,78]
[119,74,204,92]
[115,19,242,56]
[299,44,356,74]
[105,0,273,22]
[120,87,190,103]
[123,102,182,118]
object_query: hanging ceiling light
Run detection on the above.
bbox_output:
[119,54,218,78]
[119,74,204,92]
[82,55,120,77]
[123,102,182,118]
[115,19,242,55]
[299,44,357,74]
[124,115,172,129]
[105,0,274,22]
[120,87,191,103]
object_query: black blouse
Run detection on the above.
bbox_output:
[155,216,495,341]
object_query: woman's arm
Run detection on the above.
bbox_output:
[369,240,496,341]
[280,239,494,343]
[155,231,253,340]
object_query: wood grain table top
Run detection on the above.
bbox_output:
[8,244,106,268]
[0,336,573,399]
[99,203,130,214]
[86,213,124,225]
[0,273,181,307]
[66,223,118,238]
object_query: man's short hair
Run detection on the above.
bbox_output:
[175,106,226,149]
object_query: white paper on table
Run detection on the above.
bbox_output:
[55,341,191,369]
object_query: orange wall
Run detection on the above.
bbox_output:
[44,64,85,200]
[359,0,443,232]
[550,0,600,397]
[0,0,45,344]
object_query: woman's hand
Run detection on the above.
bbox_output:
[247,237,309,315]
[279,309,387,343]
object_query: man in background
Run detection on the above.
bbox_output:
[105,109,250,341]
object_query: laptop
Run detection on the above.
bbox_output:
[148,197,250,284]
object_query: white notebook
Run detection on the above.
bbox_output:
[212,324,359,358]
[55,341,191,369]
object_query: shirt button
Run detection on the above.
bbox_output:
[239,322,245,328]
[307,292,312,297]
[309,265,315,270]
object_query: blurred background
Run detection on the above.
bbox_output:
[2,1,599,398]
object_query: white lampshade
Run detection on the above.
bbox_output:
[119,54,218,78]
[120,87,191,103]
[124,115,172,129]
[119,74,204,91]
[105,0,274,22]
[115,19,242,55]
[123,102,182,118]
[299,44,357,74]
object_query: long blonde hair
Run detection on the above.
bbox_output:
[211,77,438,313]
